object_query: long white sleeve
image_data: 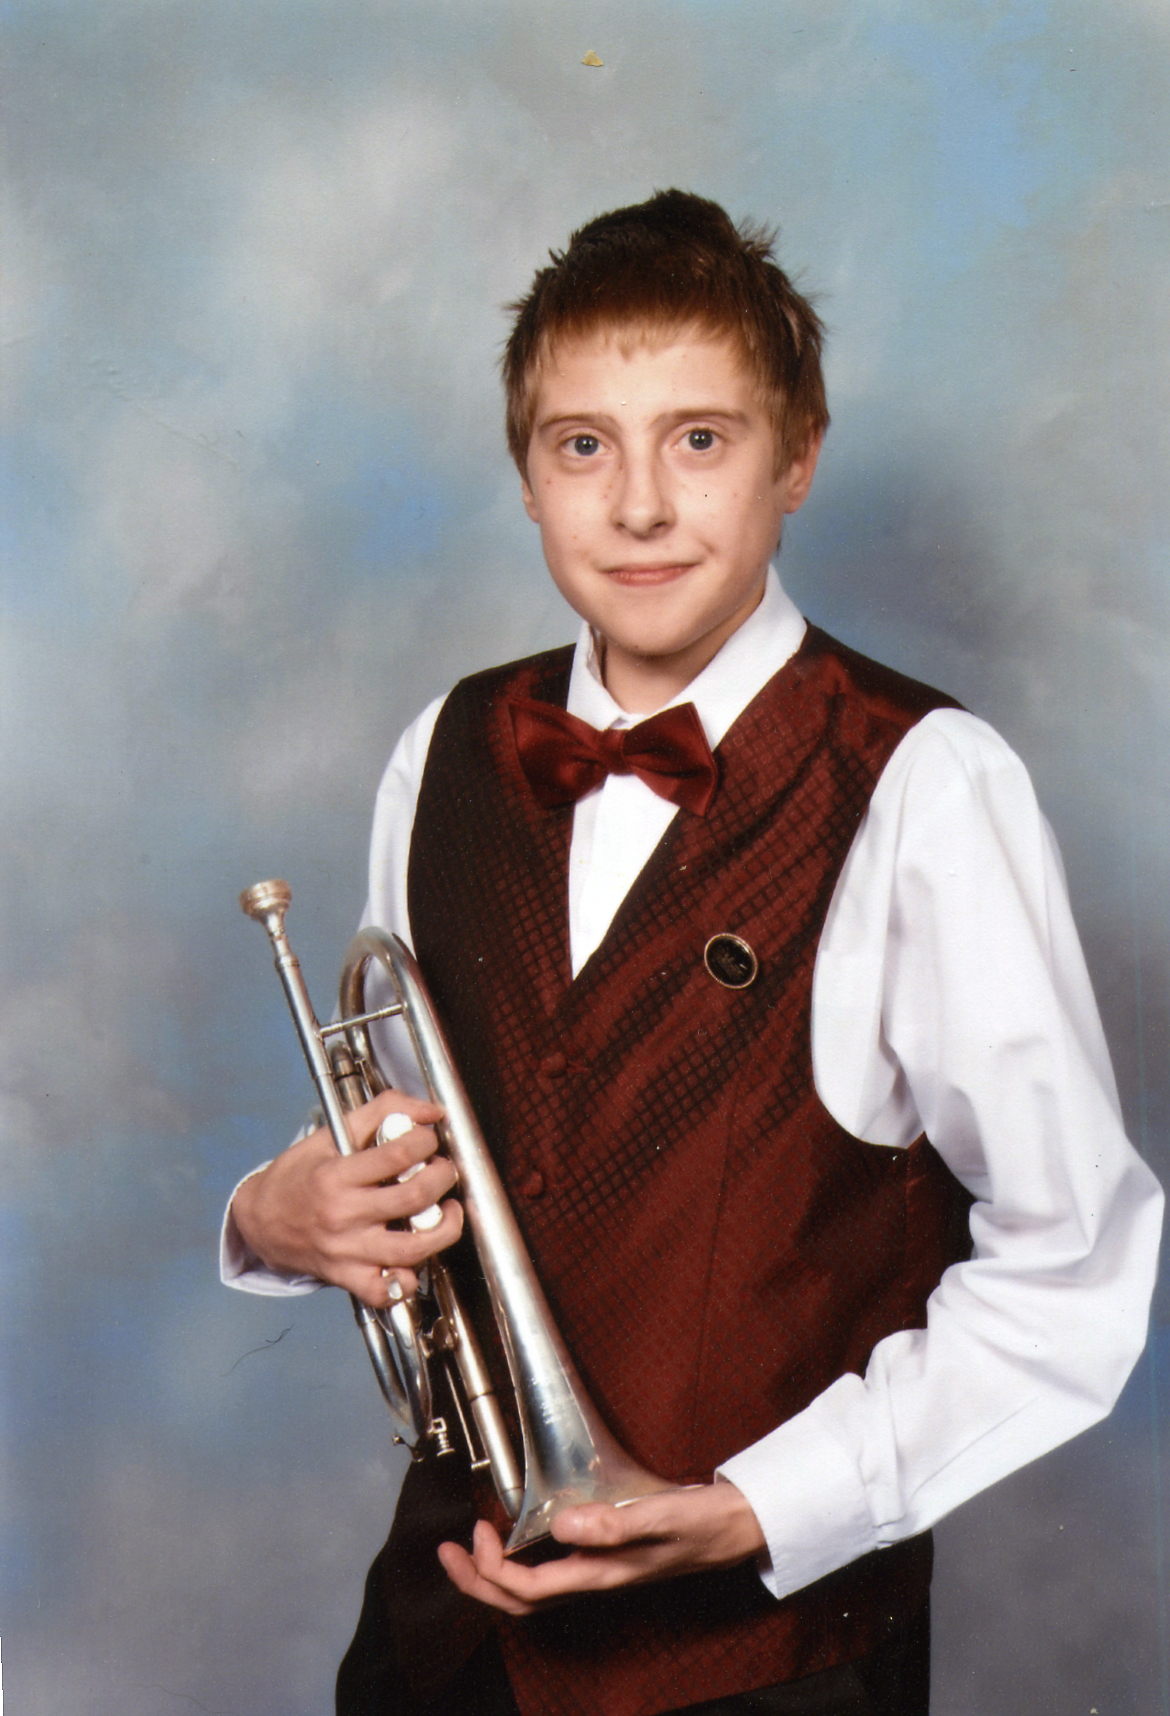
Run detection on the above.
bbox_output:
[720,709,1162,1597]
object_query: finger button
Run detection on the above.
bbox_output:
[380,1117,446,1232]
[395,1163,444,1232]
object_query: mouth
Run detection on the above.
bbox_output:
[603,561,697,587]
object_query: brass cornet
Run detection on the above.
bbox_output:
[239,880,671,1554]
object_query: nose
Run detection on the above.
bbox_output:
[611,449,674,537]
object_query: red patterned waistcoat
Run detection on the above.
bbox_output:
[389,627,971,1715]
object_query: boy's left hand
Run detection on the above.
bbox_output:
[437,1480,765,1615]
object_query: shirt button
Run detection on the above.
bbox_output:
[517,1168,546,1198]
[539,1051,568,1076]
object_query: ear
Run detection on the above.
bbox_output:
[780,434,823,515]
[520,472,540,523]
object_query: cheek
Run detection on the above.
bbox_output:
[542,490,599,547]
[537,516,586,576]
[692,489,755,545]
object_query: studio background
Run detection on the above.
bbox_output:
[4,3,1168,1712]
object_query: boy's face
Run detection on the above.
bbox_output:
[520,326,820,712]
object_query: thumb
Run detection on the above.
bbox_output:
[551,1495,678,1548]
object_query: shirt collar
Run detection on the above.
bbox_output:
[565,566,807,746]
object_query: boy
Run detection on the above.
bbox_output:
[224,191,1162,1716]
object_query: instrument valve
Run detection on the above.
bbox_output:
[430,1315,458,1353]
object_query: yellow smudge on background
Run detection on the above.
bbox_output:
[581,50,604,67]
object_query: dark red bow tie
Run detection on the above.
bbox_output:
[508,696,718,816]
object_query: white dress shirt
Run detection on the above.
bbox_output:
[223,570,1162,1603]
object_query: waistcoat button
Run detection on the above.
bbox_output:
[703,933,759,989]
[517,1168,546,1198]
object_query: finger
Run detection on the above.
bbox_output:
[443,1516,677,1608]
[556,1483,763,1570]
[348,1264,419,1306]
[458,1519,649,1604]
[392,1155,460,1217]
[550,1495,682,1550]
[340,1123,446,1185]
[314,1193,462,1283]
[346,1089,444,1153]
[357,1199,464,1269]
[438,1537,535,1617]
[352,1217,468,1301]
[347,1156,459,1225]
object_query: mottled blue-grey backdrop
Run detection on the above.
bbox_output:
[4,3,1168,1712]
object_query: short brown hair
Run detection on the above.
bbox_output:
[502,189,829,472]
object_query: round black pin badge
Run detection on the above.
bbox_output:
[703,933,759,990]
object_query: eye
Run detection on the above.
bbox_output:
[685,427,717,452]
[568,433,601,457]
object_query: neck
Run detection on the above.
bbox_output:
[602,654,698,714]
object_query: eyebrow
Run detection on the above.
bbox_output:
[534,407,753,436]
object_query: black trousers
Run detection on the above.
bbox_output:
[336,1601,930,1716]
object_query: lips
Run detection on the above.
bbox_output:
[603,561,697,586]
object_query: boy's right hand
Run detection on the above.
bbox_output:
[230,1089,462,1307]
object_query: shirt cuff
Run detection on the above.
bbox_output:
[718,1375,879,1601]
[219,1166,321,1297]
